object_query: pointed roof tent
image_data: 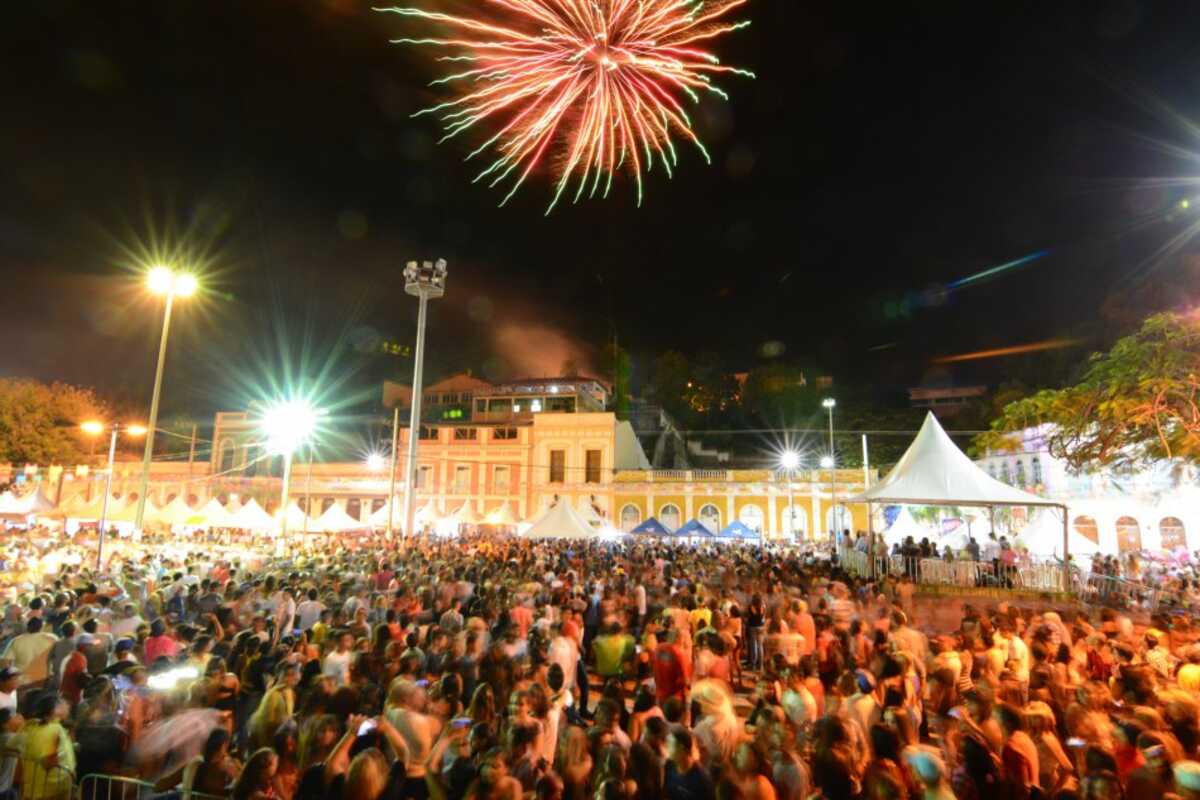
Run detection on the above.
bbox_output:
[152,495,195,526]
[847,412,1059,508]
[368,498,402,528]
[484,501,519,526]
[675,519,716,537]
[229,498,276,531]
[631,517,671,536]
[280,501,319,531]
[717,520,759,539]
[314,503,364,533]
[521,501,597,540]
[109,498,159,524]
[188,497,234,528]
[11,488,57,515]
[446,501,482,525]
[414,500,441,525]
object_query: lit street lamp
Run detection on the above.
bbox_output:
[780,451,800,540]
[262,400,319,541]
[822,397,840,539]
[365,452,386,471]
[81,421,147,571]
[402,259,447,540]
[135,267,198,529]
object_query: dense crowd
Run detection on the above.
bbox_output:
[1,527,1200,800]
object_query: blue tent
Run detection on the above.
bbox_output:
[718,520,760,539]
[674,518,716,538]
[631,517,672,536]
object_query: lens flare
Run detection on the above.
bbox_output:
[932,338,1082,364]
[377,0,754,212]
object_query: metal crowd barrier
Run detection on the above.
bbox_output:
[838,547,1069,592]
[78,773,228,800]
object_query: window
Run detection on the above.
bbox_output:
[549,450,566,483]
[219,439,235,472]
[419,426,439,441]
[1031,455,1043,486]
[620,504,642,532]
[493,427,518,441]
[454,466,470,492]
[1073,515,1099,544]
[346,499,362,521]
[493,465,510,492]
[1001,462,1013,484]
[546,396,575,413]
[660,504,681,532]
[1014,459,1027,488]
[1115,516,1142,552]
[531,399,543,412]
[475,399,487,413]
[416,466,432,489]
[1161,517,1187,550]
[442,393,457,404]
[585,450,602,483]
[453,428,477,441]
[488,398,511,412]
[698,504,721,534]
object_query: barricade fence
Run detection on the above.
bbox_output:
[837,547,1069,593]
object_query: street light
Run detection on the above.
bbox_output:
[135,266,198,530]
[822,398,840,539]
[261,400,319,541]
[401,259,447,540]
[365,453,386,471]
[780,451,800,540]
[81,421,147,571]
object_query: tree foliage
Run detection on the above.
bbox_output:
[0,379,111,464]
[977,313,1200,471]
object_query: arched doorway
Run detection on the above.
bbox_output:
[620,504,642,532]
[659,504,681,532]
[782,504,807,539]
[739,504,764,534]
[826,505,852,534]
[1115,516,1142,552]
[698,504,721,534]
[346,498,362,522]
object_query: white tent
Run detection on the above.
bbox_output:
[578,501,605,527]
[484,501,520,526]
[882,506,938,548]
[0,492,18,514]
[66,493,125,522]
[314,503,364,533]
[414,500,441,525]
[109,497,159,524]
[521,500,597,540]
[187,497,234,528]
[278,502,319,532]
[446,501,482,525]
[368,498,402,528]
[848,412,1069,579]
[11,488,57,516]
[229,498,276,531]
[1017,507,1099,557]
[151,495,195,526]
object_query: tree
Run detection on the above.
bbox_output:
[0,379,111,464]
[651,350,692,422]
[740,363,821,425]
[599,342,632,420]
[977,312,1200,471]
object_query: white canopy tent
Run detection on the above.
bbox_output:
[847,412,1069,585]
[314,503,364,533]
[414,500,441,526]
[1017,506,1100,557]
[521,500,597,540]
[187,498,234,528]
[484,501,520,526]
[279,501,319,533]
[368,498,402,529]
[151,495,195,526]
[229,498,276,531]
[109,497,159,524]
[11,488,57,516]
[881,506,938,549]
[447,501,482,525]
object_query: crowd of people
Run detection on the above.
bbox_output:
[0,526,1199,800]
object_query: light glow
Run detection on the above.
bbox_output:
[820,456,834,469]
[80,421,105,435]
[780,451,800,470]
[174,273,199,297]
[261,400,319,455]
[822,398,836,409]
[366,453,386,471]
[148,267,174,294]
[377,0,754,212]
[147,266,199,297]
[125,424,148,436]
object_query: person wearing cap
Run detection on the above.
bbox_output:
[903,745,955,800]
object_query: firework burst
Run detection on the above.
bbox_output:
[377,0,753,213]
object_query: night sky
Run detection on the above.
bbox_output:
[4,0,1200,419]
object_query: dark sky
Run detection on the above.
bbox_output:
[4,0,1200,419]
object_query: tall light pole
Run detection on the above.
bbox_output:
[780,451,800,541]
[822,397,838,539]
[135,267,198,529]
[82,421,147,572]
[385,404,400,538]
[402,259,447,540]
[262,400,319,542]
